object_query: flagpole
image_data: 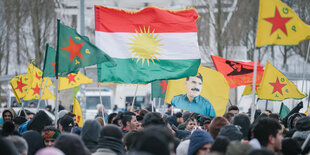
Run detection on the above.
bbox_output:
[130,85,139,112]
[55,19,60,127]
[54,80,60,126]
[302,42,310,93]
[251,49,258,123]
[36,78,48,112]
[152,98,155,112]
[98,84,106,125]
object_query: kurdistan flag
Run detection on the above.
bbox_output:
[57,20,116,76]
[256,0,310,47]
[23,63,55,101]
[59,72,93,91]
[257,62,306,100]
[151,80,168,99]
[95,6,201,84]
[73,86,83,126]
[242,84,260,96]
[10,74,32,103]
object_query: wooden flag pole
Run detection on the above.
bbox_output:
[251,49,258,123]
[130,85,139,112]
[36,78,48,112]
[98,84,106,125]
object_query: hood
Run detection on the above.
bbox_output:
[188,130,214,155]
[295,116,310,131]
[2,108,17,121]
[218,125,243,141]
[97,136,125,155]
[81,119,101,143]
[232,114,250,140]
[28,110,52,133]
[287,113,303,130]
[54,133,87,155]
[22,130,44,155]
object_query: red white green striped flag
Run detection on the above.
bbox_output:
[95,6,201,84]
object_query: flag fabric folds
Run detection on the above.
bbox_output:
[10,74,32,103]
[165,66,229,116]
[279,102,290,119]
[59,72,93,91]
[23,64,55,101]
[258,62,307,100]
[95,6,201,84]
[211,55,264,88]
[73,86,83,126]
[151,80,168,99]
[57,20,116,76]
[242,84,260,96]
[43,44,57,77]
[256,0,310,47]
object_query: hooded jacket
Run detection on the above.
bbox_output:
[27,110,52,133]
[2,108,17,122]
[22,130,44,155]
[95,136,125,155]
[188,130,214,155]
[54,133,89,155]
[81,119,101,153]
[232,114,251,140]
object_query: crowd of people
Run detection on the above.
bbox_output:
[0,101,309,155]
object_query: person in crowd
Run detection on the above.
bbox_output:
[2,108,17,122]
[81,119,101,153]
[269,113,281,123]
[22,130,44,155]
[42,126,60,147]
[142,112,165,127]
[208,116,229,139]
[227,105,239,115]
[45,105,52,113]
[123,131,139,151]
[54,133,90,155]
[177,139,190,155]
[218,124,243,141]
[198,116,212,130]
[112,112,124,127]
[282,101,303,128]
[0,137,19,155]
[59,115,74,133]
[165,104,173,115]
[121,112,138,133]
[93,124,125,155]
[291,116,310,147]
[281,138,301,155]
[12,101,18,107]
[136,115,143,132]
[108,113,117,124]
[13,116,27,133]
[28,110,52,133]
[188,130,214,155]
[246,149,275,155]
[175,112,184,125]
[226,141,252,155]
[2,121,17,136]
[96,117,105,127]
[232,113,251,140]
[65,112,78,127]
[35,147,65,155]
[185,117,198,132]
[95,104,108,120]
[210,136,230,155]
[252,118,283,153]
[6,136,28,155]
[223,112,234,122]
[53,100,65,114]
[29,102,35,108]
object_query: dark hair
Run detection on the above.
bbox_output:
[269,113,280,121]
[185,117,196,126]
[168,104,172,108]
[27,110,52,133]
[100,124,123,140]
[121,112,136,128]
[65,112,76,118]
[210,136,230,154]
[228,105,239,112]
[253,118,282,146]
[199,116,212,126]
[123,131,139,151]
[223,113,234,122]
[186,73,203,82]
[247,149,275,155]
[142,112,165,127]
[136,115,143,122]
[108,113,117,124]
[175,112,182,118]
[112,111,123,126]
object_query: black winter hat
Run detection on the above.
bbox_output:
[60,115,74,132]
[295,116,310,131]
[282,138,301,155]
[218,125,243,141]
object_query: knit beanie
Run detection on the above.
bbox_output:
[218,125,243,141]
[188,130,214,155]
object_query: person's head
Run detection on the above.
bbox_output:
[35,147,65,155]
[45,105,52,112]
[96,117,105,127]
[210,136,230,154]
[65,112,77,126]
[167,104,172,111]
[12,101,17,107]
[121,112,138,131]
[281,138,301,155]
[98,125,124,154]
[42,126,60,147]
[112,112,124,127]
[123,130,139,151]
[228,106,239,115]
[218,125,243,141]
[247,149,275,155]
[30,102,35,108]
[186,118,198,132]
[269,113,281,123]
[6,136,28,155]
[59,115,74,133]
[81,119,101,145]
[223,112,234,122]
[100,124,122,139]
[108,113,117,124]
[253,118,283,152]
[54,133,88,155]
[208,117,229,139]
[232,114,251,140]
[142,112,165,127]
[96,104,104,113]
[188,130,214,155]
[185,73,203,100]
[199,116,212,130]
[27,110,52,133]
[2,109,16,122]
[22,130,44,155]
[136,115,143,132]
[175,112,184,124]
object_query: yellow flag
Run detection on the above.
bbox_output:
[258,62,306,100]
[59,72,93,91]
[242,84,260,96]
[73,97,84,126]
[165,66,229,116]
[10,74,33,103]
[305,106,310,116]
[256,0,310,47]
[23,63,55,101]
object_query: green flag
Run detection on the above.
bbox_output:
[151,80,168,99]
[56,20,116,76]
[279,102,290,119]
[42,44,58,77]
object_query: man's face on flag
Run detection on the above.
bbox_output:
[185,76,203,98]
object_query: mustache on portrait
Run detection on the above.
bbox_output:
[191,88,200,92]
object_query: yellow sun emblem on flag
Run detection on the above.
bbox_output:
[128,26,164,66]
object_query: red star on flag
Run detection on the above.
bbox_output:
[35,73,42,80]
[264,7,292,35]
[157,80,168,93]
[32,84,41,95]
[61,36,84,62]
[269,77,286,95]
[15,77,27,93]
[66,74,77,84]
[50,62,56,72]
